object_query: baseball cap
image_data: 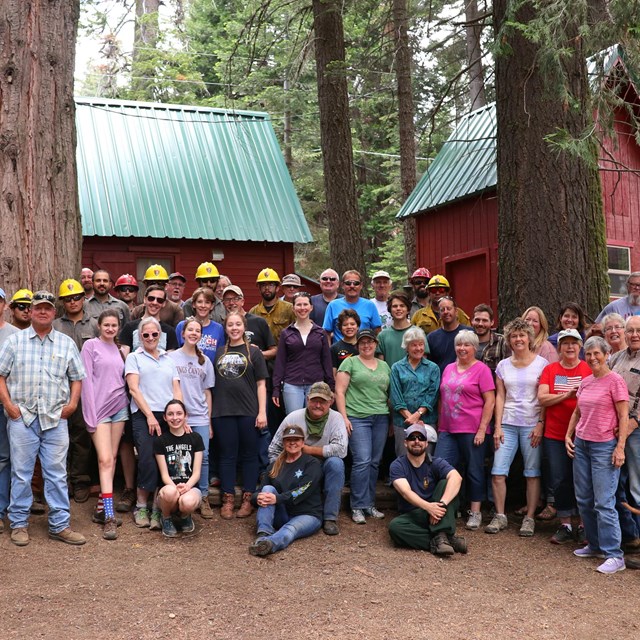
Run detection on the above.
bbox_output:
[558,329,583,344]
[356,329,378,343]
[282,425,305,440]
[281,274,302,287]
[371,270,391,281]
[404,424,428,440]
[32,290,56,307]
[307,382,333,402]
[168,272,187,282]
[222,285,244,298]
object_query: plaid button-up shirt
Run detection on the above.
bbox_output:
[0,327,85,430]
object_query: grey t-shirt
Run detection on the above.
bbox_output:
[0,323,19,347]
[168,350,215,425]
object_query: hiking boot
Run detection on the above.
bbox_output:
[149,509,162,531]
[49,527,86,545]
[249,537,274,557]
[351,509,366,524]
[323,520,339,536]
[11,527,29,547]
[73,484,90,503]
[596,557,625,574]
[179,515,195,533]
[465,511,482,530]
[430,532,454,556]
[30,494,46,515]
[519,516,535,537]
[236,492,253,518]
[447,534,468,554]
[92,508,122,526]
[577,525,587,546]
[364,507,385,519]
[103,518,118,541]
[198,496,214,519]
[485,514,508,534]
[550,524,573,545]
[574,545,605,558]
[162,516,178,538]
[625,556,640,569]
[220,493,235,519]
[133,506,150,528]
[0,519,4,534]
[116,488,136,513]
[623,537,640,554]
[209,477,221,488]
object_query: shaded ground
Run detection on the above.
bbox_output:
[2,500,638,640]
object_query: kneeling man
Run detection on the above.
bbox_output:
[389,424,465,555]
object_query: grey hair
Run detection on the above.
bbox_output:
[401,326,427,350]
[454,329,479,350]
[602,313,625,328]
[139,316,162,334]
[584,335,610,354]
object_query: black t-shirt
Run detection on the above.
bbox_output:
[245,313,276,351]
[213,343,269,417]
[330,339,358,370]
[153,431,205,484]
[119,319,178,352]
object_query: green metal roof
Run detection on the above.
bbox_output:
[398,45,629,219]
[75,98,312,243]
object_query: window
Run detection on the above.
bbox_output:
[607,246,631,298]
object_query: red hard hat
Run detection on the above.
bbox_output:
[410,267,431,281]
[114,274,139,289]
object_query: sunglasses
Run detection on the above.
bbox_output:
[430,287,448,293]
[406,434,427,442]
[63,293,85,303]
[199,278,218,284]
[146,295,166,303]
[412,279,428,286]
[142,331,159,339]
[321,276,338,282]
[117,286,137,293]
[33,293,56,303]
[12,303,31,311]
[293,292,310,299]
[343,280,361,287]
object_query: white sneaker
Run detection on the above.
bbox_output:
[465,511,482,530]
[596,557,625,574]
[351,509,366,524]
[364,507,385,519]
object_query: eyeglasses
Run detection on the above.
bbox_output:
[343,280,361,287]
[117,286,137,293]
[223,296,242,304]
[142,331,159,339]
[321,276,338,282]
[12,303,31,311]
[64,294,85,303]
[627,282,640,289]
[626,328,640,335]
[604,325,624,333]
[406,435,427,442]
[146,295,166,303]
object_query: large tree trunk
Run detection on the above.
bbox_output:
[0,0,82,294]
[494,0,609,327]
[312,0,366,281]
[132,0,160,98]
[392,0,418,274]
[465,0,486,110]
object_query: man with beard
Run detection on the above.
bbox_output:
[80,268,94,299]
[9,290,33,330]
[310,268,343,326]
[411,274,470,336]
[408,268,431,317]
[471,303,510,377]
[268,382,348,536]
[596,272,640,323]
[388,424,465,555]
[426,296,472,375]
[85,269,130,325]
[249,268,295,345]
[113,274,140,312]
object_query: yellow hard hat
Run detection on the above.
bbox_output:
[195,262,220,280]
[10,289,34,305]
[58,279,84,298]
[256,268,280,284]
[428,274,450,289]
[143,264,169,282]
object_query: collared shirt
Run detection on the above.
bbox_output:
[248,299,295,345]
[411,305,470,335]
[0,327,85,430]
[390,356,440,427]
[476,331,511,376]
[609,347,640,415]
[85,294,131,325]
[53,313,99,352]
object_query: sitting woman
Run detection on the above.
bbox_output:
[153,399,204,538]
[248,425,323,556]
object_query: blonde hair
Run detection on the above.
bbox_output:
[521,306,550,352]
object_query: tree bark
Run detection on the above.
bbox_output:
[312,0,366,280]
[132,0,160,97]
[392,0,418,274]
[0,0,82,294]
[494,0,609,327]
[464,0,486,110]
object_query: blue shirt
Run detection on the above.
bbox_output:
[427,325,473,375]
[124,349,180,413]
[175,319,225,364]
[390,356,440,428]
[390,454,454,512]
[310,293,343,326]
[323,297,382,342]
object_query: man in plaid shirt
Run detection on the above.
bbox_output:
[0,290,86,547]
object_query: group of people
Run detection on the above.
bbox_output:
[1,264,640,573]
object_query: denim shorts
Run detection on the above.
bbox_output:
[492,423,542,477]
[101,406,130,424]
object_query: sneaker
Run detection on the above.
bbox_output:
[179,515,195,533]
[249,537,274,556]
[351,509,366,524]
[550,525,573,545]
[149,509,162,531]
[364,507,385,519]
[49,527,86,545]
[465,511,482,531]
[116,488,136,513]
[162,516,178,538]
[11,527,29,547]
[485,514,508,534]
[133,506,150,528]
[519,516,535,537]
[323,520,339,536]
[92,509,123,526]
[596,557,625,574]
[30,494,46,515]
[574,545,605,558]
[577,525,587,546]
[447,534,468,554]
[103,517,118,541]
[198,496,214,519]
[430,532,455,556]
[73,484,90,503]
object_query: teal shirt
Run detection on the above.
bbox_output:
[389,356,440,428]
[339,356,390,417]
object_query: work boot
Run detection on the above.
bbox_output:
[236,492,253,518]
[430,532,454,556]
[220,493,235,519]
[447,534,468,554]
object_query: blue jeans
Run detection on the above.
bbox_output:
[282,383,312,414]
[625,426,640,507]
[348,414,388,510]
[573,437,622,558]
[7,416,71,533]
[214,415,259,494]
[492,424,541,477]
[322,456,345,521]
[544,437,577,517]
[0,407,10,518]
[255,485,322,552]
[435,431,486,502]
[190,423,210,497]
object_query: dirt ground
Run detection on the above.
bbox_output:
[2,500,638,640]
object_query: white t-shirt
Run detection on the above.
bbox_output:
[373,299,392,329]
[496,355,548,427]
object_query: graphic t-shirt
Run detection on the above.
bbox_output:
[175,320,224,364]
[153,431,204,484]
[330,340,359,370]
[168,350,215,425]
